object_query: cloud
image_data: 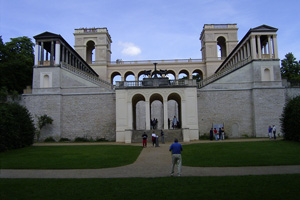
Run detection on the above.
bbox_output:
[119,42,141,56]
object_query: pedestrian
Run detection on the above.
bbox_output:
[221,127,225,140]
[169,138,183,177]
[161,130,165,144]
[213,128,218,141]
[168,118,170,129]
[155,135,160,147]
[152,131,156,146]
[142,132,148,148]
[219,128,222,140]
[209,128,213,140]
[268,126,272,139]
[172,116,177,129]
[272,125,276,139]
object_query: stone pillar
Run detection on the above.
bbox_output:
[55,41,60,65]
[127,102,133,130]
[34,43,39,66]
[256,35,262,59]
[246,41,251,58]
[50,41,54,66]
[273,35,278,59]
[40,42,44,65]
[250,35,257,59]
[145,101,150,130]
[163,100,168,129]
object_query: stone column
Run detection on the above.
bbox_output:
[163,100,168,130]
[256,35,262,59]
[34,43,39,66]
[127,102,133,129]
[250,35,257,59]
[40,42,44,65]
[246,41,251,58]
[268,36,272,58]
[50,41,54,66]
[145,101,150,130]
[55,41,60,65]
[273,35,278,59]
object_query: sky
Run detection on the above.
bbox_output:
[1,0,300,62]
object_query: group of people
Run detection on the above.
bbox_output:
[142,130,165,148]
[210,127,225,141]
[168,116,180,129]
[150,118,158,130]
[142,132,182,177]
[268,125,277,139]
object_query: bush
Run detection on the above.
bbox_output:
[281,95,300,141]
[0,103,35,152]
[44,137,56,142]
[74,137,89,142]
[59,138,70,142]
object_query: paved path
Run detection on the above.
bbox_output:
[1,139,300,178]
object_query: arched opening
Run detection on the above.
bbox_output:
[150,93,164,130]
[178,70,189,79]
[43,75,49,88]
[86,40,95,64]
[168,93,181,129]
[166,70,176,80]
[138,71,148,80]
[217,36,227,58]
[111,71,121,85]
[125,71,135,81]
[132,94,146,130]
[263,68,271,81]
[192,69,203,82]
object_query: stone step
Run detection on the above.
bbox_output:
[132,129,183,143]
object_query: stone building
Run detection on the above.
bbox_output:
[22,24,299,142]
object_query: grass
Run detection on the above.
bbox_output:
[183,140,300,167]
[1,175,300,200]
[0,145,142,169]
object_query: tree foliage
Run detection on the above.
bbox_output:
[0,36,34,93]
[280,96,300,142]
[0,103,36,152]
[281,53,300,81]
[36,115,53,142]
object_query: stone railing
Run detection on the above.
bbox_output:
[198,56,252,88]
[115,79,197,89]
[108,58,203,65]
[61,63,113,89]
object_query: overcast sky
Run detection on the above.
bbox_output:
[1,0,300,62]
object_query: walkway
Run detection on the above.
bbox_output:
[1,139,300,178]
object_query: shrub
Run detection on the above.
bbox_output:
[96,137,108,142]
[36,114,53,142]
[281,95,300,141]
[59,138,70,142]
[0,103,35,152]
[74,137,89,142]
[44,137,56,142]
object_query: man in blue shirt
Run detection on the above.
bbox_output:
[169,138,183,176]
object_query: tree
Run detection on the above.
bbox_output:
[280,96,300,142]
[36,115,53,142]
[0,36,34,93]
[280,53,300,81]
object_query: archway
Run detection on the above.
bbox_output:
[111,71,121,85]
[132,94,146,130]
[178,70,189,79]
[150,93,164,130]
[192,69,203,82]
[86,40,95,64]
[125,71,135,81]
[168,93,182,129]
[217,36,227,58]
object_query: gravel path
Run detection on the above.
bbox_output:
[1,139,300,178]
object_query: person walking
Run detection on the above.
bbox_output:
[161,130,165,144]
[268,126,272,139]
[272,125,276,139]
[152,131,156,146]
[169,138,183,177]
[209,128,213,140]
[142,132,148,148]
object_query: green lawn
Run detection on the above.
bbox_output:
[0,145,142,169]
[1,175,300,200]
[183,140,300,167]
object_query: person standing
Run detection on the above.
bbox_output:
[142,132,148,148]
[219,128,222,140]
[213,128,218,141]
[152,131,156,146]
[268,126,272,139]
[272,125,276,139]
[172,116,178,129]
[155,135,160,147]
[221,127,225,140]
[168,118,170,129]
[161,130,165,144]
[209,128,213,140]
[169,138,183,176]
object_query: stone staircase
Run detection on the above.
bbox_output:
[131,129,183,143]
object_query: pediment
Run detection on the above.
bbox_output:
[250,25,278,32]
